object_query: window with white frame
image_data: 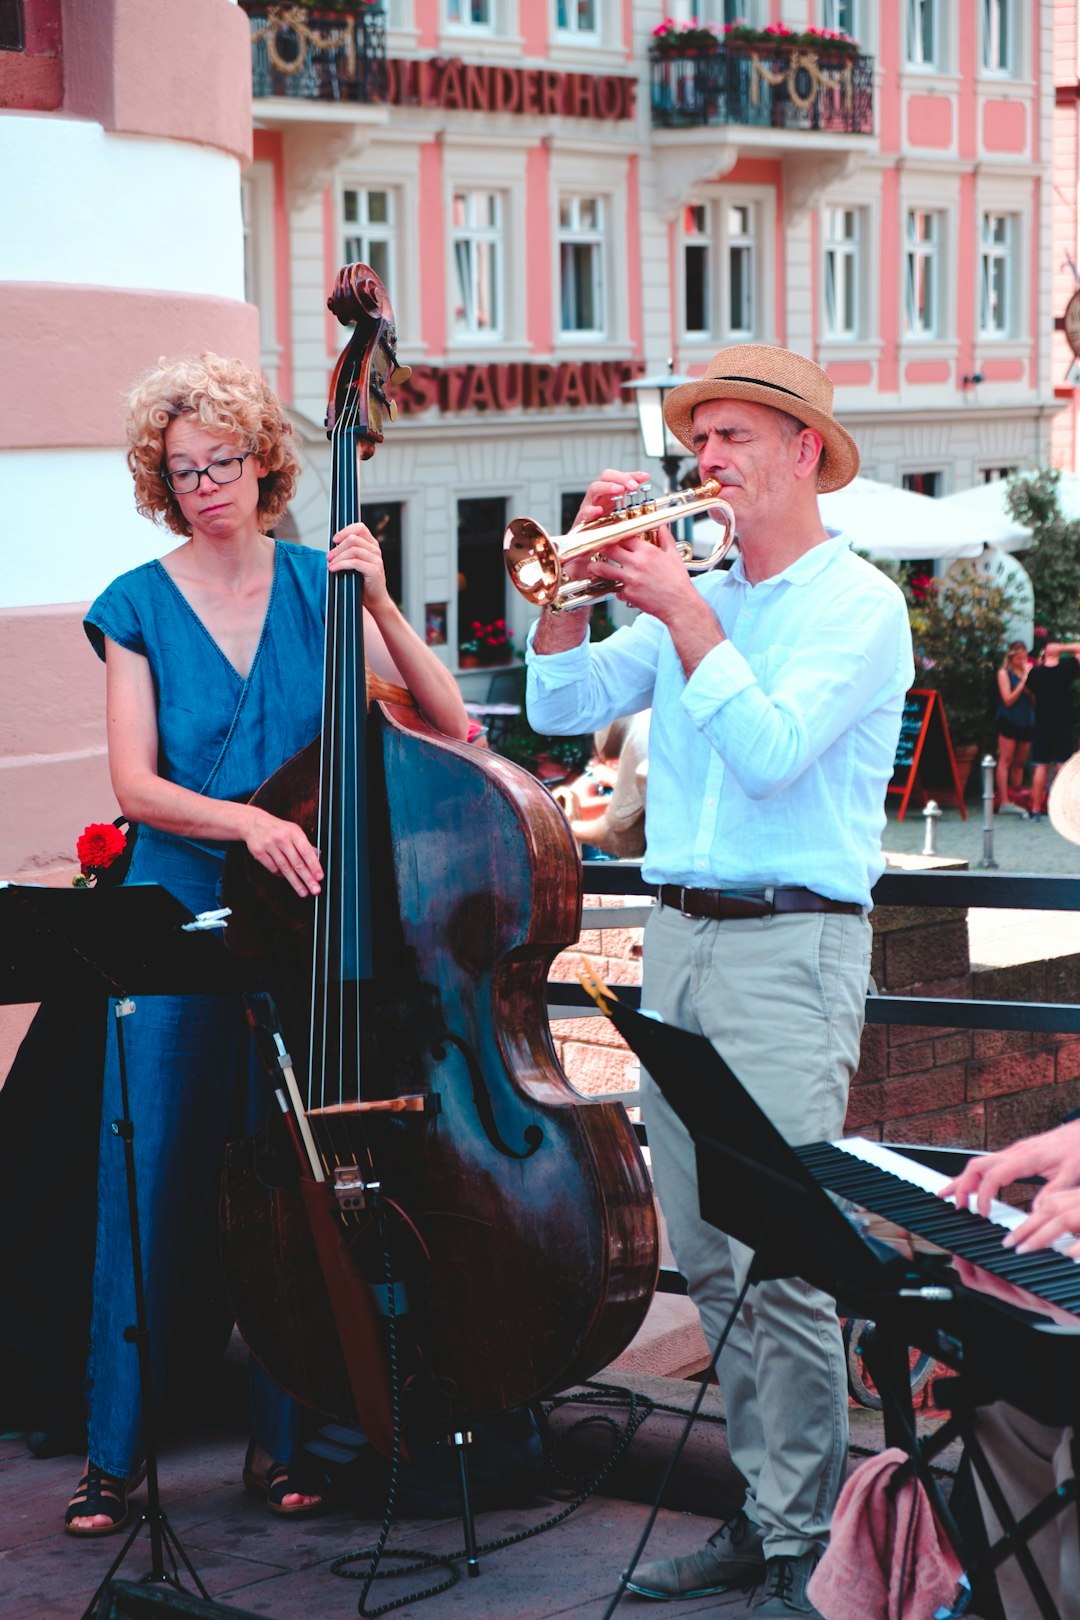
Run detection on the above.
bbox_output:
[452,190,502,339]
[342,187,394,292]
[559,196,605,336]
[447,0,493,28]
[822,0,859,37]
[823,207,861,339]
[906,0,940,69]
[727,203,754,337]
[241,163,280,388]
[555,0,598,38]
[982,0,1014,74]
[668,0,763,24]
[905,209,942,337]
[683,204,710,339]
[680,198,761,342]
[980,212,1016,336]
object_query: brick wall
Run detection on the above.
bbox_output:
[554,895,1080,1152]
[550,895,644,1095]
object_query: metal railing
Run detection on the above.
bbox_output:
[245,4,387,103]
[550,863,1080,1039]
[650,46,873,133]
[553,862,1080,1298]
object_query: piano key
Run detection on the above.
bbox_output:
[797,1141,1080,1308]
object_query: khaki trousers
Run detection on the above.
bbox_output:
[640,903,872,1558]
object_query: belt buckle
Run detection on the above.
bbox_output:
[764,885,775,916]
[680,887,693,918]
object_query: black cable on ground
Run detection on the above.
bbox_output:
[331,1378,668,1614]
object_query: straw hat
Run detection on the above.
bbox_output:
[662,343,860,493]
[1049,751,1080,845]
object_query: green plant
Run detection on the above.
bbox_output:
[903,566,1018,753]
[650,18,859,54]
[459,617,516,665]
[241,0,381,12]
[1005,469,1080,639]
[494,715,592,779]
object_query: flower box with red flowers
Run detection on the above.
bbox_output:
[459,619,516,667]
[650,17,861,57]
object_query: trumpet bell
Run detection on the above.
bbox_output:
[503,480,736,612]
[504,517,564,609]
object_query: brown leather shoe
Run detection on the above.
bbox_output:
[623,1510,766,1599]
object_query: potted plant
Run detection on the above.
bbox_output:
[650,18,721,54]
[650,18,860,56]
[241,0,382,11]
[459,618,516,667]
[905,566,1017,799]
[494,716,593,784]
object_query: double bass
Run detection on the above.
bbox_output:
[219,266,658,1455]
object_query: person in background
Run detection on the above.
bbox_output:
[66,352,467,1536]
[994,640,1036,813]
[1025,640,1080,821]
[527,343,912,1617]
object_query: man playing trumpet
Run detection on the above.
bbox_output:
[526,344,913,1617]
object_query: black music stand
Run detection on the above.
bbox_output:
[1,883,259,1618]
[601,995,1076,1620]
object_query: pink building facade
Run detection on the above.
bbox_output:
[234,0,1074,665]
[1,0,1078,909]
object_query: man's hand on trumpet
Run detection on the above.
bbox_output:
[572,468,650,528]
[588,529,728,679]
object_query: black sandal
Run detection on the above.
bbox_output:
[243,1444,323,1517]
[64,1461,146,1537]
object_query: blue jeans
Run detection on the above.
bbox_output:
[86,829,298,1477]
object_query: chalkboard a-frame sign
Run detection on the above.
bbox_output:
[889,689,968,822]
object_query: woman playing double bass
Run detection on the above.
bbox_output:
[66,352,467,1535]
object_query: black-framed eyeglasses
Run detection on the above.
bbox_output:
[163,454,251,496]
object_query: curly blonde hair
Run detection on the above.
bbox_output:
[126,353,300,537]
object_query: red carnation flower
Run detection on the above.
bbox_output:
[77,822,127,875]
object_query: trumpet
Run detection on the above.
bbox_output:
[503,479,736,611]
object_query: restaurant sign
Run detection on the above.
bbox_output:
[385,56,637,121]
[392,359,646,417]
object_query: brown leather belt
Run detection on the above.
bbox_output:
[656,885,863,921]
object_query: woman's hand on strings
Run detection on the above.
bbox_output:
[244,806,323,898]
[328,522,392,616]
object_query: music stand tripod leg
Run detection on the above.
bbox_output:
[81,995,210,1620]
[449,1428,481,1577]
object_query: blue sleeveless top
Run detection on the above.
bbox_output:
[84,541,326,856]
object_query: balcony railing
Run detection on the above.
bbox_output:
[650,46,873,134]
[245,5,387,104]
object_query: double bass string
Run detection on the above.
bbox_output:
[313,364,371,1176]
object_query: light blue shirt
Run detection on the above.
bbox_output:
[525,534,914,908]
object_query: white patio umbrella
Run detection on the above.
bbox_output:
[816,477,989,559]
[937,480,1033,551]
[693,476,988,561]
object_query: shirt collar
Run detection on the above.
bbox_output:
[728,531,852,589]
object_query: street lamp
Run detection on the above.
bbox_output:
[626,358,694,493]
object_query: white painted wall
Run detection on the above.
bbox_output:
[0,449,174,608]
[0,118,244,298]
